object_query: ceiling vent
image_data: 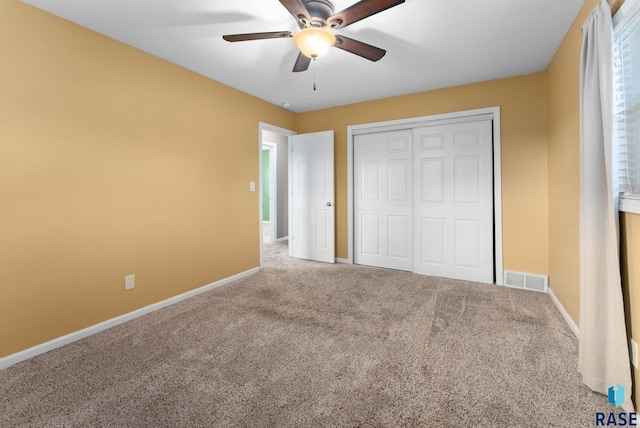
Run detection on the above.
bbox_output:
[503,270,548,293]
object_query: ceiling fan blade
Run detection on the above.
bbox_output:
[279,0,311,28]
[292,52,312,72]
[329,0,405,29]
[334,35,386,62]
[222,31,292,42]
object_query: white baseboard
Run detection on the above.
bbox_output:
[548,287,580,338]
[0,267,260,371]
[336,258,350,264]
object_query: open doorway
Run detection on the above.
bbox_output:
[261,142,277,243]
[258,123,296,268]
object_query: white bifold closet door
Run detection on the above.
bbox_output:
[413,121,493,283]
[354,120,494,283]
[354,130,413,271]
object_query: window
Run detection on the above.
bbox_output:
[614,0,640,213]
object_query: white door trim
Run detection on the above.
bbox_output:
[261,142,278,243]
[346,107,504,285]
[258,122,296,269]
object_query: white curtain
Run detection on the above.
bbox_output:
[579,0,633,411]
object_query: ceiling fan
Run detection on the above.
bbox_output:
[222,0,405,72]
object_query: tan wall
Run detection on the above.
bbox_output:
[0,0,296,357]
[546,0,625,327]
[621,212,640,408]
[297,74,549,275]
[4,1,637,395]
[545,4,584,325]
[547,0,637,406]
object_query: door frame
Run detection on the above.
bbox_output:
[261,142,278,243]
[346,107,504,285]
[258,122,296,269]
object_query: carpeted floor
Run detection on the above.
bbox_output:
[1,240,613,427]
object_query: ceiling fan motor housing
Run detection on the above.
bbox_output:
[301,0,336,27]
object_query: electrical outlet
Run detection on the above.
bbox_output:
[125,274,135,291]
[631,339,638,369]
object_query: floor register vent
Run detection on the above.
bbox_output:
[503,270,548,293]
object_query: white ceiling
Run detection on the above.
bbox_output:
[22,0,585,113]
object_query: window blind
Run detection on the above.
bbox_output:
[614,0,640,197]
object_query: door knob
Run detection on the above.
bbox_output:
[326,202,333,207]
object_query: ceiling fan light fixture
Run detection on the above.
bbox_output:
[293,27,336,59]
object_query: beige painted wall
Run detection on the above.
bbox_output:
[546,0,625,326]
[297,74,550,275]
[547,0,638,406]
[4,2,637,402]
[621,212,640,408]
[0,0,295,357]
[545,3,585,325]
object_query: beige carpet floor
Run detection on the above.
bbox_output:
[1,240,613,427]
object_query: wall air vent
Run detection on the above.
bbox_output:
[503,270,548,293]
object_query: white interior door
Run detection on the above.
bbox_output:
[354,130,413,271]
[291,131,335,263]
[413,120,494,283]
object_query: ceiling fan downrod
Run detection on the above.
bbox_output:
[300,0,336,28]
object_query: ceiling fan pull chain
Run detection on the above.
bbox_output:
[313,59,317,91]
